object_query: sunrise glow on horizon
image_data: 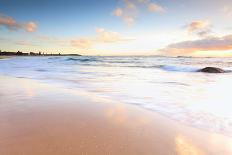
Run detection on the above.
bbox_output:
[0,0,232,56]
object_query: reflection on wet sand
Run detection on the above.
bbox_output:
[22,80,37,98]
[176,134,205,155]
[105,104,152,126]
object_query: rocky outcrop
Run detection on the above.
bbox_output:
[198,67,225,73]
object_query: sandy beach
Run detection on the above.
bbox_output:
[0,75,232,155]
[2,0,232,154]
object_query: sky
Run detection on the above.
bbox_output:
[0,0,232,56]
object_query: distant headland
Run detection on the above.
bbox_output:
[0,50,81,56]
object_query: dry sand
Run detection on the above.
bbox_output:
[0,76,232,155]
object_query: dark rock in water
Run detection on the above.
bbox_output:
[198,67,225,73]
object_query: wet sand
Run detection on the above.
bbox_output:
[0,76,232,155]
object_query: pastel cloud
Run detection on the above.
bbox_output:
[71,38,92,49]
[25,29,129,49]
[223,6,232,16]
[24,22,38,32]
[0,14,37,32]
[160,34,232,56]
[113,0,137,26]
[148,3,165,12]
[113,0,165,26]
[113,8,124,17]
[185,20,211,37]
[96,28,128,43]
[71,28,132,49]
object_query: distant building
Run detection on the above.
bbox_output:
[0,50,81,56]
[30,52,37,56]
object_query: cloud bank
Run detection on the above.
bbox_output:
[160,34,232,56]
[0,14,37,32]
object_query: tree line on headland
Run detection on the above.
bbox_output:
[0,50,81,56]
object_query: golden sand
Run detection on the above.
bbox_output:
[0,76,232,155]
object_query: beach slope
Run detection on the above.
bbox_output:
[0,76,232,155]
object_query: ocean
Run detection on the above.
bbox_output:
[1,56,232,136]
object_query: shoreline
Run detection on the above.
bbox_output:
[0,75,232,154]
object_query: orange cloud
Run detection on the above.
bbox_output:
[24,22,37,32]
[160,34,232,56]
[113,0,165,26]
[0,14,37,32]
[96,28,129,43]
[112,0,137,26]
[113,8,124,17]
[185,20,211,37]
[71,38,93,49]
[71,28,132,49]
[148,3,165,12]
[0,14,20,30]
[187,21,210,32]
